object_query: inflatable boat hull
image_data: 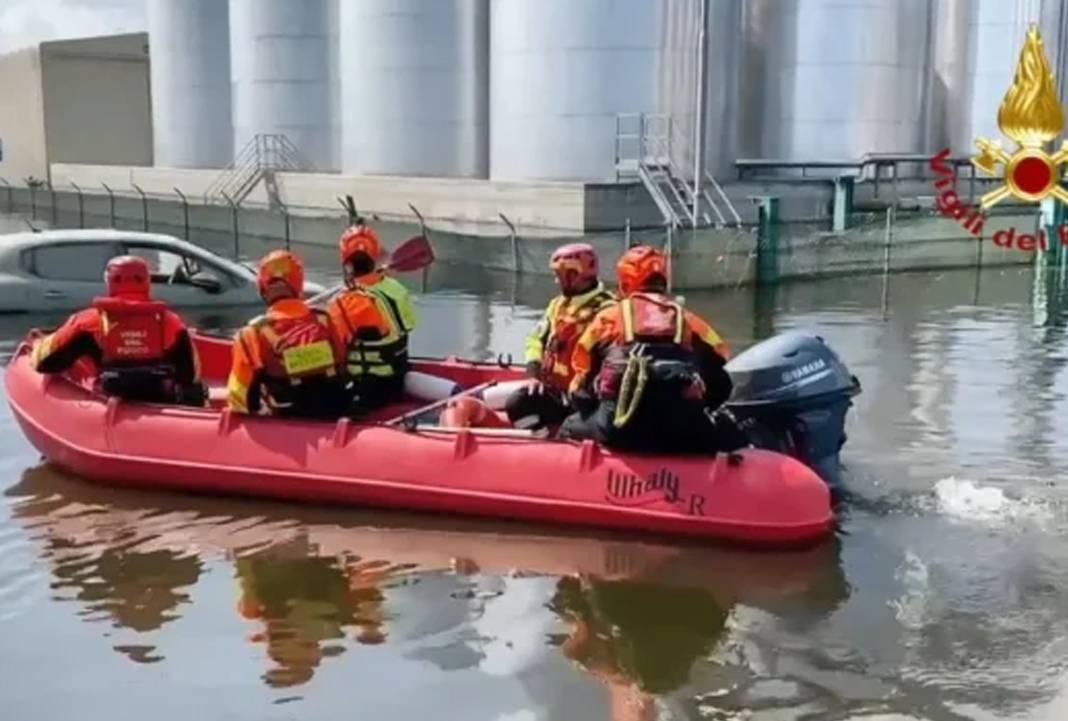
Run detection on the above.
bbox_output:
[4,334,834,547]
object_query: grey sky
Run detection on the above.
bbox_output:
[0,0,145,54]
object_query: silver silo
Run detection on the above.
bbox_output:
[926,0,974,155]
[147,0,233,168]
[340,0,489,178]
[490,0,662,181]
[964,0,1044,148]
[229,0,340,171]
[740,0,932,160]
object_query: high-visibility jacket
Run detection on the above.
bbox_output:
[227,298,348,417]
[327,273,416,380]
[523,282,616,390]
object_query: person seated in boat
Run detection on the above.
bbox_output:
[326,223,417,410]
[504,243,616,430]
[29,255,205,406]
[559,245,747,454]
[227,250,351,420]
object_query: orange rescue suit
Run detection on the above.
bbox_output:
[227,298,348,417]
[30,297,201,400]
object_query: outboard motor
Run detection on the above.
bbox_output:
[724,331,861,492]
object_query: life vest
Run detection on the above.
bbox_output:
[594,294,705,425]
[335,286,409,380]
[91,296,176,399]
[542,288,614,387]
[245,309,342,410]
[93,297,169,366]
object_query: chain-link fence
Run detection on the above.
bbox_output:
[0,175,1034,291]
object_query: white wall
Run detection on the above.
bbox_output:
[48,163,588,230]
[0,47,48,182]
[40,33,153,168]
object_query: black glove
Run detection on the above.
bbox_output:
[707,407,750,452]
[570,388,598,417]
[525,360,543,379]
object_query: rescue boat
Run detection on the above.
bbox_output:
[4,332,842,547]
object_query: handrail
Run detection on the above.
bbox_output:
[735,153,977,180]
[204,133,317,204]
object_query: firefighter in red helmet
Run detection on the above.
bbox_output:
[227,250,350,419]
[560,245,746,453]
[30,255,205,405]
[504,243,616,430]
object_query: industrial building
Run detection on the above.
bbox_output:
[0,32,152,184]
[1,0,1067,232]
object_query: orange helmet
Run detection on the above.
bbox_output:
[105,255,151,300]
[617,245,668,296]
[339,224,383,266]
[550,243,599,295]
[257,250,304,301]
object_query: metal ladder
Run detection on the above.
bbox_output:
[615,113,741,229]
[203,134,317,205]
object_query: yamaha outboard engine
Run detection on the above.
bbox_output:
[724,331,861,492]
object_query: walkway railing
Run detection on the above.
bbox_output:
[203,134,317,205]
[614,113,742,229]
[735,153,986,202]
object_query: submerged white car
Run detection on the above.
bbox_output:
[0,230,324,312]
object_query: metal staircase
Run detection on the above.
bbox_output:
[203,134,316,205]
[615,113,741,229]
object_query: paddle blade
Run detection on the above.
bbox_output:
[386,235,435,273]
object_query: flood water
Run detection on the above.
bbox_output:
[3,235,1068,720]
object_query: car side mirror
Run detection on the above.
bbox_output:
[190,274,223,295]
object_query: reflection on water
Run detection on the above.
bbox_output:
[9,260,1068,718]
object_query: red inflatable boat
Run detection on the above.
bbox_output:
[4,333,834,547]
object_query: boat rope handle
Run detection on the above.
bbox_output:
[613,344,649,429]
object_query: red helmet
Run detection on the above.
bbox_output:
[550,243,598,295]
[105,255,151,300]
[339,224,383,266]
[617,245,668,296]
[257,250,304,300]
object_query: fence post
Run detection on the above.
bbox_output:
[131,183,149,231]
[409,203,430,288]
[221,191,240,259]
[26,179,37,220]
[47,181,57,226]
[101,182,116,227]
[499,212,518,272]
[665,222,675,293]
[70,181,85,228]
[753,195,780,287]
[624,217,632,248]
[832,174,854,232]
[173,187,190,240]
[883,205,894,275]
[280,201,291,250]
[0,178,11,214]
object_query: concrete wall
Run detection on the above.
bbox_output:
[40,33,153,169]
[0,48,48,182]
[49,162,603,231]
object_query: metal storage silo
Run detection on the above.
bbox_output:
[229,0,339,171]
[490,0,662,181]
[739,0,932,160]
[147,0,233,168]
[656,0,742,181]
[340,0,489,178]
[926,0,974,154]
[963,0,1044,148]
